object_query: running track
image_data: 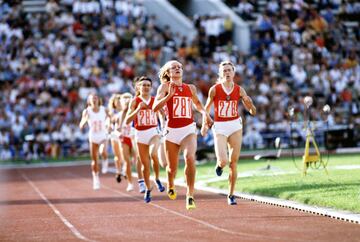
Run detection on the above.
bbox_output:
[0,165,359,242]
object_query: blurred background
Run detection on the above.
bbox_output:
[0,0,359,162]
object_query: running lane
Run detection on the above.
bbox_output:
[0,165,359,242]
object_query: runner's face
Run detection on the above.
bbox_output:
[89,95,99,107]
[168,62,183,79]
[138,80,152,95]
[220,64,234,81]
[115,98,121,109]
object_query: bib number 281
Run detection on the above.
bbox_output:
[173,97,192,118]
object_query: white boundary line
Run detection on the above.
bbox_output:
[67,172,300,241]
[167,174,360,225]
[11,162,360,225]
[20,172,94,242]
[191,184,360,225]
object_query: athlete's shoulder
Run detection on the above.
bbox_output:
[100,105,107,113]
[186,83,196,90]
[134,96,141,102]
[83,108,89,115]
[157,82,169,94]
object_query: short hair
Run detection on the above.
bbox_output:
[219,61,236,72]
[218,61,236,82]
[137,76,152,83]
[133,76,152,96]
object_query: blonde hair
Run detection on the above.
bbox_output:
[121,92,133,99]
[158,60,182,84]
[108,94,122,112]
[218,61,236,82]
[87,93,102,107]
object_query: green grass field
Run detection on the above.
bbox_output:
[192,153,360,213]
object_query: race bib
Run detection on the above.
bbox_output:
[137,109,157,126]
[173,96,192,118]
[218,100,238,118]
[91,120,103,132]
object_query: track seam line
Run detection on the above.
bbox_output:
[68,172,304,241]
[13,163,360,225]
[20,171,95,242]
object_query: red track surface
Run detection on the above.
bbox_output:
[0,165,359,242]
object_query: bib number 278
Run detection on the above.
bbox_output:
[218,100,238,118]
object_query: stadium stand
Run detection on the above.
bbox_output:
[0,0,359,161]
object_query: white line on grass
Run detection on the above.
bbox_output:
[191,185,360,225]
[20,172,94,242]
[110,167,360,225]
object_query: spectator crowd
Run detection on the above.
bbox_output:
[0,0,359,161]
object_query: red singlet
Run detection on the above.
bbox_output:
[166,83,194,128]
[133,96,158,131]
[213,83,241,122]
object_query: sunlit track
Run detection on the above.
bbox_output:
[1,165,359,242]
[20,171,95,242]
[65,171,326,242]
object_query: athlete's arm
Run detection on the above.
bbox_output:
[204,86,216,114]
[105,108,112,133]
[79,109,88,129]
[240,87,256,115]
[124,98,145,125]
[189,84,213,135]
[152,83,174,112]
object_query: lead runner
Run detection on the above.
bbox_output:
[202,61,256,205]
[153,60,213,210]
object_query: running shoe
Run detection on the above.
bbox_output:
[227,195,237,205]
[138,180,146,193]
[215,165,223,177]
[101,159,108,174]
[155,179,165,192]
[167,187,177,200]
[186,196,196,210]
[115,174,122,183]
[144,190,151,203]
[93,175,100,190]
[126,183,134,192]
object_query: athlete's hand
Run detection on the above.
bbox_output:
[200,123,209,137]
[203,113,213,128]
[167,82,176,98]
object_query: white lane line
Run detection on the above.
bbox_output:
[102,184,242,236]
[20,172,94,242]
[67,172,302,241]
